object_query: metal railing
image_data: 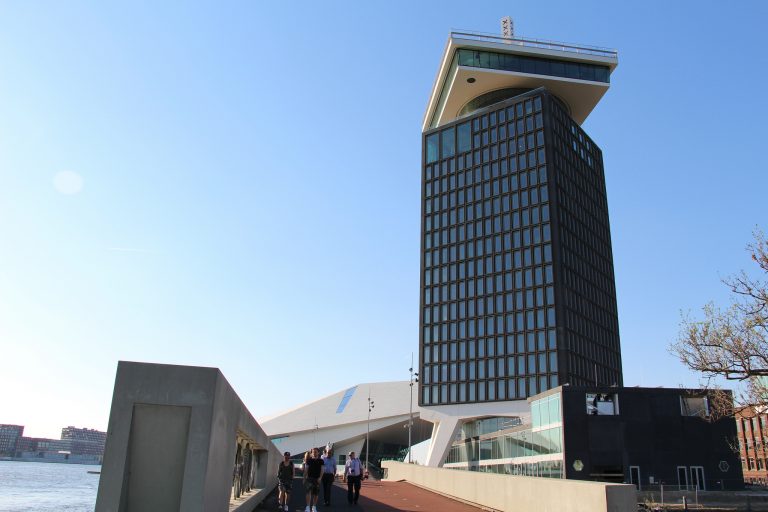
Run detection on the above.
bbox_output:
[450,31,618,59]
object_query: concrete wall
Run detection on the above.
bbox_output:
[382,461,637,512]
[95,361,281,512]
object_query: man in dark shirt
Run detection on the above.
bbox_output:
[303,447,324,512]
[277,452,294,512]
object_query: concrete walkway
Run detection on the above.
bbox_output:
[256,477,483,511]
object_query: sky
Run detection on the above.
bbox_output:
[1,1,766,439]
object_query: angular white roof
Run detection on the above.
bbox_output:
[260,381,422,437]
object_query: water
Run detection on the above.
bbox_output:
[0,461,99,512]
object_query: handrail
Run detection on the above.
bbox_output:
[450,31,618,59]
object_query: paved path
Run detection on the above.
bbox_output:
[256,477,483,512]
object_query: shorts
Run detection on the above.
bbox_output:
[278,479,292,492]
[304,477,320,495]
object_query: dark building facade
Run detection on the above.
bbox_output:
[415,29,743,487]
[0,424,24,456]
[560,386,742,490]
[420,86,622,406]
[443,386,743,490]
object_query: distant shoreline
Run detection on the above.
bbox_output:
[0,457,101,466]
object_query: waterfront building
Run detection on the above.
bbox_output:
[411,22,744,492]
[443,386,743,490]
[61,426,107,457]
[10,425,106,463]
[263,21,744,492]
[0,424,24,456]
[260,381,432,473]
[418,25,621,467]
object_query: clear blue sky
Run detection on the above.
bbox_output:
[1,1,766,438]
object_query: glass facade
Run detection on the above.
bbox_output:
[444,393,564,477]
[548,96,622,387]
[419,89,622,407]
[456,49,610,83]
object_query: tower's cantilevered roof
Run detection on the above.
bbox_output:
[423,31,618,131]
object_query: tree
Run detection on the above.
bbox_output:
[671,229,768,414]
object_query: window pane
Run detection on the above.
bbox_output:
[458,122,471,153]
[426,133,439,163]
[441,127,456,158]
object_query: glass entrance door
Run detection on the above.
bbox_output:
[691,466,705,491]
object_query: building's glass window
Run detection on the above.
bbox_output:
[457,122,471,153]
[441,127,456,158]
[532,393,561,429]
[455,49,610,84]
[426,133,439,163]
[336,386,358,414]
[586,393,618,415]
[680,395,710,417]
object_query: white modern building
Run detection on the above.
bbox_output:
[260,381,432,469]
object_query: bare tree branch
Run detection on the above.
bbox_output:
[670,228,768,416]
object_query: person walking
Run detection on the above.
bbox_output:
[344,451,363,505]
[277,451,294,512]
[320,447,337,506]
[303,447,323,512]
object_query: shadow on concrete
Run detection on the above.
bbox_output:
[255,477,483,512]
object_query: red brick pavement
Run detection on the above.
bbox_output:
[257,477,483,511]
[353,479,483,511]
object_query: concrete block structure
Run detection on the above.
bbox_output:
[95,361,280,512]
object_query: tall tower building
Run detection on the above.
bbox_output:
[418,27,621,465]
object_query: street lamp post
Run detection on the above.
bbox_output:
[366,394,374,475]
[408,356,419,463]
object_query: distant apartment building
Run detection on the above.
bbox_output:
[10,425,107,463]
[17,436,72,453]
[736,407,768,485]
[61,426,107,456]
[0,424,24,455]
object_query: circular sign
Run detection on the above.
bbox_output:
[573,459,584,472]
[719,460,730,472]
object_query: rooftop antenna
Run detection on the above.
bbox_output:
[501,16,514,39]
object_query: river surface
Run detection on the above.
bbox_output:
[0,461,99,512]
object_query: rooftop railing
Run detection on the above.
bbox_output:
[450,31,618,59]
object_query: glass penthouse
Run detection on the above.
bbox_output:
[419,31,622,409]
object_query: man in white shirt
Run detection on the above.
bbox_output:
[320,448,337,506]
[344,451,363,504]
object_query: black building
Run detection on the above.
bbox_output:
[559,386,742,490]
[443,385,743,490]
[419,32,622,406]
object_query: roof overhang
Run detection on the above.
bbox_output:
[423,35,619,131]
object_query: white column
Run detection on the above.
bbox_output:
[424,416,461,467]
